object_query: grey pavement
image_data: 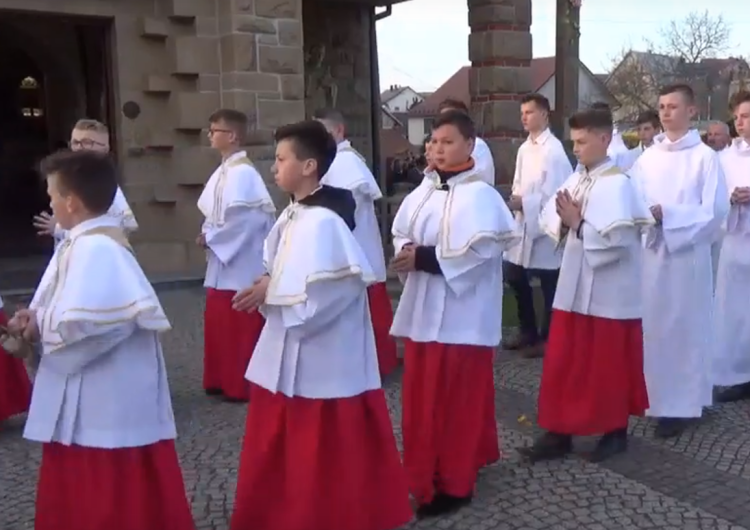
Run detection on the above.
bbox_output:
[1,287,749,529]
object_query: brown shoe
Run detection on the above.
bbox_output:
[501,332,538,351]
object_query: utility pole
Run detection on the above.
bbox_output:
[552,0,581,140]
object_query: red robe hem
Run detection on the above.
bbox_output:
[538,309,649,436]
[367,282,399,377]
[203,288,265,400]
[230,384,412,530]
[401,340,499,505]
[35,440,194,530]
[0,309,31,424]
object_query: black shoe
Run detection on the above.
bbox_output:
[204,388,222,396]
[716,383,750,403]
[654,417,690,439]
[586,429,628,463]
[416,493,472,519]
[502,332,539,351]
[517,432,572,463]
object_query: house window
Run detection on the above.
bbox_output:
[424,117,434,131]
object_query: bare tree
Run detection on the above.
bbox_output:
[605,10,734,122]
[655,11,731,63]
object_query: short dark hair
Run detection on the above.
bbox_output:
[659,83,695,103]
[274,120,337,180]
[312,108,346,125]
[208,108,248,140]
[520,93,551,113]
[432,110,476,139]
[39,150,118,215]
[730,90,750,111]
[438,98,469,113]
[636,110,661,128]
[568,109,613,133]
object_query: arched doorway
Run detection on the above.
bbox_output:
[0,11,115,290]
[0,43,52,259]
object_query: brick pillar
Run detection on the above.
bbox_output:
[467,0,532,191]
[217,0,306,205]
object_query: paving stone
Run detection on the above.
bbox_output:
[0,287,748,529]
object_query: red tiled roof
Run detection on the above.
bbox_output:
[380,128,418,159]
[530,56,556,90]
[408,67,470,116]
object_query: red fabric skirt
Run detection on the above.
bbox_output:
[367,282,399,377]
[203,288,265,400]
[538,310,649,436]
[401,341,499,504]
[35,440,194,530]
[230,384,412,530]
[0,309,31,424]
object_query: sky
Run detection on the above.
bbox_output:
[376,0,750,91]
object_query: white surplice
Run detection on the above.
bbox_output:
[505,128,572,269]
[321,140,386,281]
[53,186,137,245]
[390,169,518,347]
[245,200,381,399]
[24,215,177,448]
[473,137,496,185]
[631,130,729,418]
[198,150,276,291]
[540,160,653,319]
[713,138,750,386]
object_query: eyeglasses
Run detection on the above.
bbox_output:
[208,128,233,135]
[69,138,107,149]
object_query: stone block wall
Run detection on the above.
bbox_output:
[467,0,532,190]
[303,1,374,165]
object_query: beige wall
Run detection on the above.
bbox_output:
[0,0,377,279]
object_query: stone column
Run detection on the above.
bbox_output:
[467,0,532,191]
[217,0,306,205]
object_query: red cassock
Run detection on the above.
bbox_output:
[0,309,31,425]
[203,288,265,400]
[401,340,500,504]
[230,385,413,530]
[366,282,399,377]
[538,310,649,435]
[35,440,195,530]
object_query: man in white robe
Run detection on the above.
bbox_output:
[33,119,138,244]
[313,108,398,377]
[713,91,750,402]
[436,98,496,184]
[230,120,412,530]
[9,150,193,530]
[390,111,517,517]
[503,93,571,356]
[0,294,31,425]
[630,84,729,438]
[706,120,732,279]
[198,109,275,402]
[521,108,652,463]
[624,110,661,169]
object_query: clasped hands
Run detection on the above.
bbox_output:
[232,275,271,312]
[555,190,582,230]
[389,243,416,273]
[731,187,750,205]
[5,308,40,343]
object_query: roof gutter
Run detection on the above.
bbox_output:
[371,4,393,240]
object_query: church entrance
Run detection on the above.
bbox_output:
[0,10,115,290]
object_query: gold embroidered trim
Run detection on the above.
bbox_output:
[39,228,167,351]
[264,208,373,306]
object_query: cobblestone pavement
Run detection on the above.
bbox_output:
[2,286,750,529]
